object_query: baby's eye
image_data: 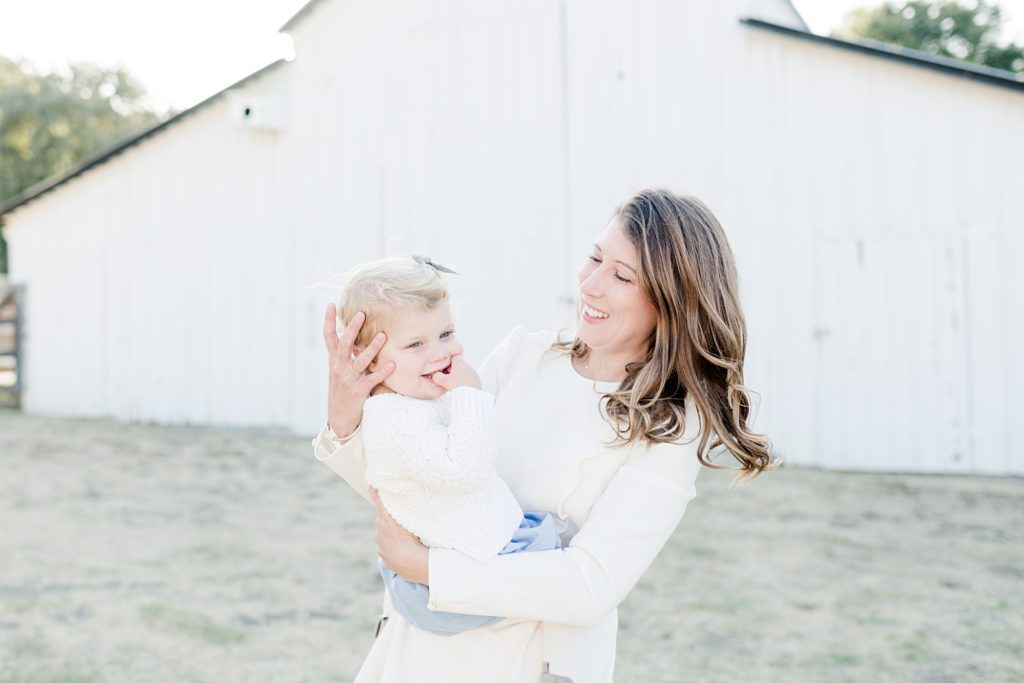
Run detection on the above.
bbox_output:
[440,330,454,339]
[406,341,422,349]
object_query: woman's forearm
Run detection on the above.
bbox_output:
[426,465,697,627]
[312,425,373,503]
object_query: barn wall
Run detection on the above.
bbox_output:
[4,0,1021,474]
[282,0,573,433]
[732,22,1024,474]
[4,67,293,427]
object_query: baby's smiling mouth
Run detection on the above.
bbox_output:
[422,361,453,379]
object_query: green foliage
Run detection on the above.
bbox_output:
[0,56,166,206]
[839,1,1024,73]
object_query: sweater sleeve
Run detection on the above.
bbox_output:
[365,387,498,493]
[425,409,705,626]
[312,425,372,504]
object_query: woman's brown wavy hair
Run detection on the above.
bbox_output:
[553,188,779,485]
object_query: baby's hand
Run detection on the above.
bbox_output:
[431,355,482,391]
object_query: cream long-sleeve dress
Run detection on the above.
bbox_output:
[312,327,705,682]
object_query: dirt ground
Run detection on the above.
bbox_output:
[1,410,1022,683]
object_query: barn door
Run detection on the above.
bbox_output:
[812,234,971,473]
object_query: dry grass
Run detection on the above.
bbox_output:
[1,410,1021,682]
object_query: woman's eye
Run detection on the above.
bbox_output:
[615,274,632,283]
[588,255,601,263]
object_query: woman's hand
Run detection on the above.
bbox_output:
[323,305,396,436]
[370,486,430,585]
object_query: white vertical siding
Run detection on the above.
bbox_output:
[281,0,570,432]
[733,24,1024,474]
[3,0,1021,474]
[5,67,292,428]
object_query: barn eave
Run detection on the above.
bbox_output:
[741,17,1024,94]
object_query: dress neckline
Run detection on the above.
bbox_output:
[566,357,620,393]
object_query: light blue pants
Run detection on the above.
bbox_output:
[377,510,562,636]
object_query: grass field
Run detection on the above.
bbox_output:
[1,410,1021,682]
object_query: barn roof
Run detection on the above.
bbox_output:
[0,59,287,219]
[280,0,328,32]
[278,0,813,33]
[742,17,1024,94]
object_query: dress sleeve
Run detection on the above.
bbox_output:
[426,403,706,627]
[312,425,372,504]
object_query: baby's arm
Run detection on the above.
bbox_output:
[313,326,527,501]
[366,386,497,492]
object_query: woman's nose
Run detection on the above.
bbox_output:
[580,270,604,298]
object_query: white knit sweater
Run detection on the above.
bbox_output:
[361,386,525,563]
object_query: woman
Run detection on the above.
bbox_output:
[313,188,777,682]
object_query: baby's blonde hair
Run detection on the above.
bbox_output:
[337,257,450,350]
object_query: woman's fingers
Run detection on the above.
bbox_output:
[359,361,396,393]
[351,330,387,374]
[369,485,384,511]
[325,308,372,435]
[322,304,339,355]
[335,310,366,361]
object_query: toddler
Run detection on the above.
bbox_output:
[335,255,561,636]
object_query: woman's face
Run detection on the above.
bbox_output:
[576,218,658,362]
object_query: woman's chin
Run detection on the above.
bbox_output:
[576,324,604,348]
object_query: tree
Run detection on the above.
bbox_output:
[0,56,167,273]
[838,0,1024,73]
[0,56,167,203]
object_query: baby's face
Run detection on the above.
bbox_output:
[369,301,463,399]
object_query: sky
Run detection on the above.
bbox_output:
[1,0,1022,112]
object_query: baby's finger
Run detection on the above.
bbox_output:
[430,371,453,389]
[352,331,387,375]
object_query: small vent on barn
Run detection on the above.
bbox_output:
[0,282,23,409]
[229,92,286,132]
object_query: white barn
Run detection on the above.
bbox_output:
[2,0,1022,475]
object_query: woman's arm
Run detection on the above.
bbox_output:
[424,405,706,627]
[313,425,372,503]
[426,462,698,627]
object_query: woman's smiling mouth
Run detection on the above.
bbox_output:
[582,302,610,322]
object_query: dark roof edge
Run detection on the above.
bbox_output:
[0,59,288,219]
[280,0,325,32]
[740,17,1024,94]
